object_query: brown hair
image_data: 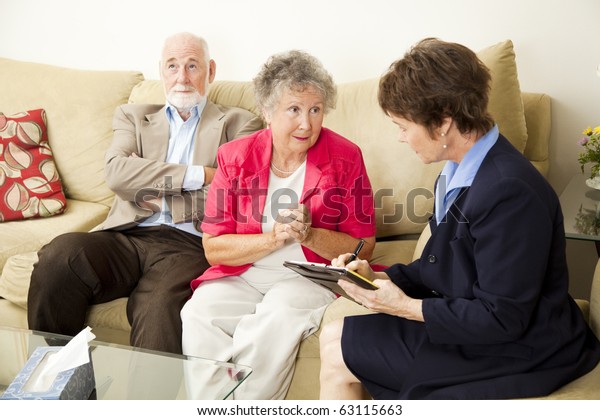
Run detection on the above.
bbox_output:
[378,38,494,136]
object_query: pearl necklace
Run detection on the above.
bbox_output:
[270,161,300,174]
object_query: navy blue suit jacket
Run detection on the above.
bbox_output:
[384,135,600,399]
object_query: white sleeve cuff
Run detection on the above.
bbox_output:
[183,165,205,190]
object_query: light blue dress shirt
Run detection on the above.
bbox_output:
[434,125,499,224]
[139,98,207,236]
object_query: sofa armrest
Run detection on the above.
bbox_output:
[575,299,591,324]
[521,92,551,178]
[590,259,600,338]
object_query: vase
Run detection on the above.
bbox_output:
[585,175,600,190]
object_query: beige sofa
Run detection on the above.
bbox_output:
[2,40,595,399]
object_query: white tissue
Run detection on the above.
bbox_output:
[28,326,95,391]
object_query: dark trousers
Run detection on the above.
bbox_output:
[27,225,209,354]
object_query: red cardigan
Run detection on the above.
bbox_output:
[190,127,376,290]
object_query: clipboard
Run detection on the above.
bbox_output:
[283,260,378,301]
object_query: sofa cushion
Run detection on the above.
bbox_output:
[325,78,444,239]
[477,40,528,153]
[0,251,37,309]
[371,239,419,267]
[0,199,109,272]
[0,109,66,221]
[0,57,144,207]
[0,251,131,340]
[129,41,527,241]
[0,298,27,330]
[521,92,551,174]
[325,40,528,239]
[86,298,131,334]
[128,79,165,104]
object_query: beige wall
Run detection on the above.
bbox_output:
[1,0,599,298]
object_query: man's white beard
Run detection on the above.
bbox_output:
[167,84,204,113]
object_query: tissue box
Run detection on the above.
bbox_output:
[0,346,95,400]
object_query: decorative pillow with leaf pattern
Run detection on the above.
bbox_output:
[0,109,66,222]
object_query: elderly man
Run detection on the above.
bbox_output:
[27,32,262,354]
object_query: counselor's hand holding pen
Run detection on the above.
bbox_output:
[330,243,424,322]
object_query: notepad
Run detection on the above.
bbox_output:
[283,260,378,301]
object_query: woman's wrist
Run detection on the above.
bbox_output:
[403,298,424,322]
[374,271,391,280]
[300,224,313,245]
[269,229,286,251]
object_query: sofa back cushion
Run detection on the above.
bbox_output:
[129,78,447,239]
[590,258,600,339]
[477,40,528,153]
[522,92,551,176]
[129,40,530,240]
[326,40,529,239]
[324,78,445,238]
[0,57,144,207]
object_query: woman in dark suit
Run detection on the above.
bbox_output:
[319,38,600,400]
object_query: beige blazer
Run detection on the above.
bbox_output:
[100,102,263,231]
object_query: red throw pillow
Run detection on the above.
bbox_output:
[0,109,67,222]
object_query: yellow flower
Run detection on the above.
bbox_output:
[578,124,600,179]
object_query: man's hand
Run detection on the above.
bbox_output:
[136,196,163,212]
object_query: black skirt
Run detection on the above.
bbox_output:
[341,312,600,400]
[341,313,427,399]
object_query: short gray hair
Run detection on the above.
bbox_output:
[253,50,337,117]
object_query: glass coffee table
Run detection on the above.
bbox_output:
[0,326,251,400]
[559,173,600,255]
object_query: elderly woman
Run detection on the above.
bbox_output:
[319,38,600,400]
[180,50,376,399]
